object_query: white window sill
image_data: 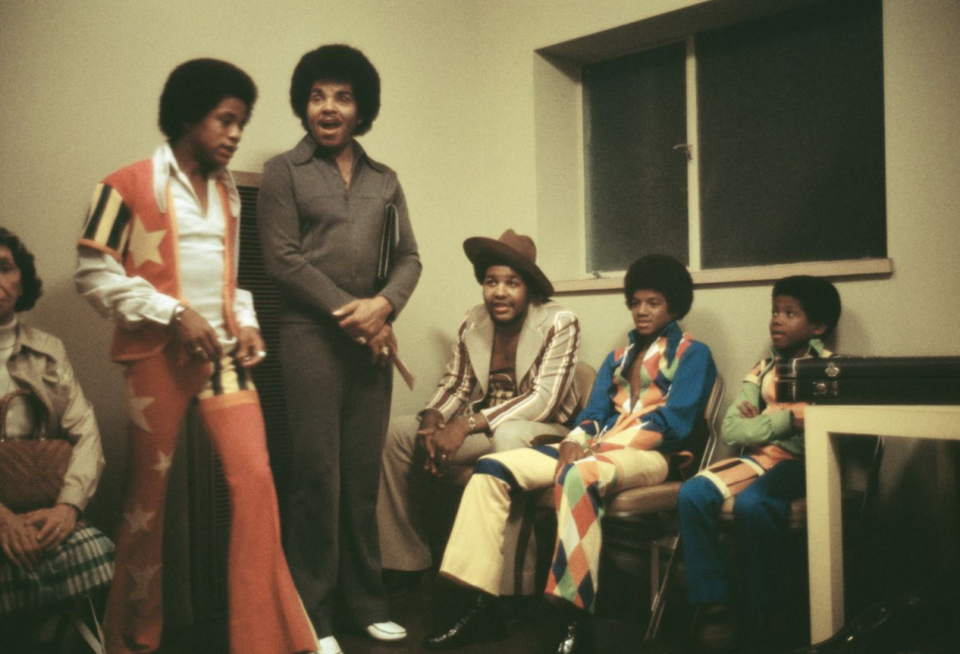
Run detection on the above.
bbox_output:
[553,258,893,295]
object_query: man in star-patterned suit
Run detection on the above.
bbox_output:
[74,60,317,654]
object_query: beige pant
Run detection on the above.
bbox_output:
[439,444,668,598]
[377,415,569,593]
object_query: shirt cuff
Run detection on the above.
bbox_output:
[236,313,260,330]
[56,487,89,513]
[234,290,260,330]
[149,295,184,326]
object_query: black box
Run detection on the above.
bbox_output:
[775,356,960,404]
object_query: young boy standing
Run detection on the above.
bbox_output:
[75,60,317,654]
[678,275,842,652]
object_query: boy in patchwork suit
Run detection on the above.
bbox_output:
[678,275,841,653]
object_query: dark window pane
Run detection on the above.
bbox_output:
[584,42,689,272]
[697,0,885,269]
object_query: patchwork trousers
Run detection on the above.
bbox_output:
[104,346,316,654]
[439,443,667,612]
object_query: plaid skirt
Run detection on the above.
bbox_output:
[0,523,114,614]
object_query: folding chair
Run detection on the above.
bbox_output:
[603,374,725,640]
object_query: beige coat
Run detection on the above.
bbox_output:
[5,323,104,511]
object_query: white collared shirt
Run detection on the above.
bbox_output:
[75,144,257,347]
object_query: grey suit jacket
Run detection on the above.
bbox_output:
[257,136,421,324]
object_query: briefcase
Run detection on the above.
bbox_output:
[775,356,960,405]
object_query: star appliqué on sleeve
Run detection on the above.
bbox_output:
[129,217,166,268]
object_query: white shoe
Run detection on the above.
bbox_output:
[366,620,407,642]
[316,635,342,654]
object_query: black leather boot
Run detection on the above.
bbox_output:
[423,593,508,650]
[553,612,595,654]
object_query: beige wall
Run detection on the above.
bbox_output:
[2,0,958,579]
[0,0,488,526]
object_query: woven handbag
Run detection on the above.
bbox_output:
[0,389,70,513]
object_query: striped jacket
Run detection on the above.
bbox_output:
[424,301,580,431]
[564,321,716,454]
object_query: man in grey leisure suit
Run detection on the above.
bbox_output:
[377,229,581,593]
[258,45,420,652]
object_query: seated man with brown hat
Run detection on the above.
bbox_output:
[377,229,581,594]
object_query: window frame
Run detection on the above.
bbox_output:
[533,0,892,295]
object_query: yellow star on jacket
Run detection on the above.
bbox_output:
[125,504,156,534]
[127,563,162,601]
[129,216,166,268]
[127,379,155,433]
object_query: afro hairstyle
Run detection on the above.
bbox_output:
[158,58,257,142]
[623,254,694,320]
[772,275,842,337]
[289,44,380,136]
[0,227,43,312]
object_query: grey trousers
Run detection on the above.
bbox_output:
[279,320,392,637]
[377,414,569,594]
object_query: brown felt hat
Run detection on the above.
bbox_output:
[462,229,554,298]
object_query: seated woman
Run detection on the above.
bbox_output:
[0,228,111,632]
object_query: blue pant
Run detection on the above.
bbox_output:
[678,459,806,613]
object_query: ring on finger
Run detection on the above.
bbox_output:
[380,346,390,357]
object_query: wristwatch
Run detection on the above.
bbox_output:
[467,413,477,434]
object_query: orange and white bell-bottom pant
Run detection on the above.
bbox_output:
[104,345,317,654]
